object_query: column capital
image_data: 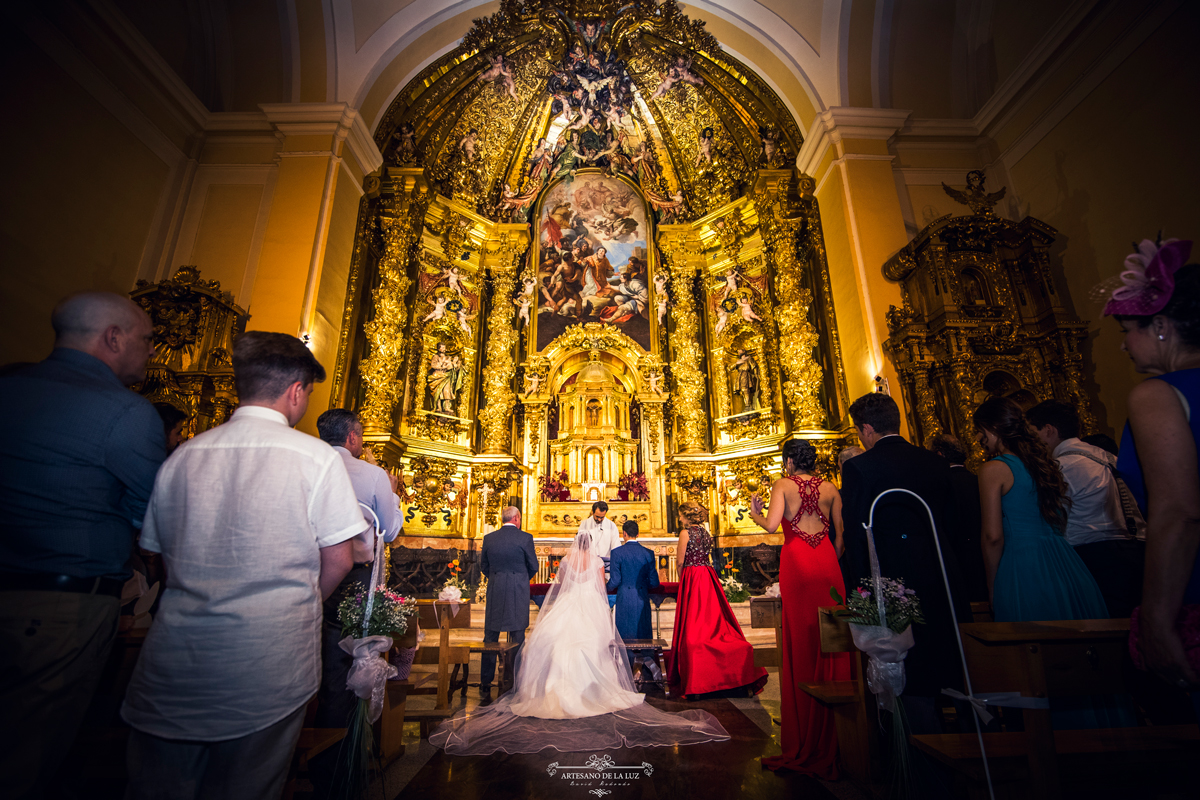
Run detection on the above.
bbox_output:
[797,107,911,175]
[256,102,383,176]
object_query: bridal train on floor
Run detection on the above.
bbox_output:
[429,531,729,755]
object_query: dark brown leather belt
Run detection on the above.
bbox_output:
[0,571,125,597]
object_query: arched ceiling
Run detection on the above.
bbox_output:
[109,0,1093,139]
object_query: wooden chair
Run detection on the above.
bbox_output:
[911,619,1200,800]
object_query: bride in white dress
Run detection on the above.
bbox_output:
[429,531,729,755]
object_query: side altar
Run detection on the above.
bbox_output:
[326,2,853,554]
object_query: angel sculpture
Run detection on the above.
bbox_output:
[720,267,741,299]
[648,370,663,395]
[525,138,554,182]
[423,295,449,323]
[695,127,714,167]
[440,265,466,297]
[479,53,519,101]
[737,294,763,323]
[566,104,595,131]
[715,305,730,334]
[645,188,685,224]
[942,170,1006,216]
[390,122,416,164]
[656,292,670,326]
[649,56,704,100]
[456,307,474,335]
[514,294,532,327]
[758,125,780,167]
[520,276,537,297]
[458,129,480,163]
[524,371,542,395]
[497,182,540,219]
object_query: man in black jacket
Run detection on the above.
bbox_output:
[840,393,971,734]
[928,433,989,603]
[479,506,539,700]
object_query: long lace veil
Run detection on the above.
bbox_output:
[429,530,729,755]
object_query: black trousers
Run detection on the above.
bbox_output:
[480,627,526,690]
[1074,539,1145,619]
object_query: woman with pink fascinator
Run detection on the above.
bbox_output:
[1104,236,1200,719]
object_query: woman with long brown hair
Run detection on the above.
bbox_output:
[974,395,1107,622]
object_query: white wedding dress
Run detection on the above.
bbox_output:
[429,531,729,755]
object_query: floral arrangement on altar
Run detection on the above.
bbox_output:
[539,470,570,501]
[719,550,749,603]
[440,558,471,602]
[618,471,650,501]
[337,583,416,638]
[830,577,925,634]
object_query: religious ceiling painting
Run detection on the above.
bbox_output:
[333,0,851,546]
[534,172,652,351]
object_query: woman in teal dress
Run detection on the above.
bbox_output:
[975,396,1131,727]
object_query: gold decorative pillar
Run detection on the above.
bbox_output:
[359,168,430,433]
[753,170,827,429]
[658,227,708,453]
[478,227,529,454]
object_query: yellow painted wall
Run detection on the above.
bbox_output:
[0,25,169,365]
[1004,4,1200,437]
[189,184,264,304]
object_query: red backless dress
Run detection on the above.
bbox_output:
[668,524,768,697]
[762,475,851,777]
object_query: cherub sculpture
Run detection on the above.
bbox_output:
[650,56,704,100]
[423,295,448,323]
[695,127,714,167]
[715,305,730,334]
[736,294,763,323]
[514,294,532,327]
[479,53,519,101]
[458,129,480,163]
[942,170,1006,215]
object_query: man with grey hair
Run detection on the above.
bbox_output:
[479,505,538,701]
[121,331,365,800]
[0,291,164,799]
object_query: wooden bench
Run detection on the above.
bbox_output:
[749,595,783,668]
[623,638,669,695]
[911,619,1200,800]
[794,605,876,789]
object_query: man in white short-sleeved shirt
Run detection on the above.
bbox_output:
[122,332,367,800]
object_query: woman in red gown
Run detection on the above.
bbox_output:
[668,501,768,697]
[748,438,850,778]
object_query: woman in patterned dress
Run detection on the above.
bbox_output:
[667,501,768,698]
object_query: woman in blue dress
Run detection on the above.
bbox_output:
[974,395,1107,621]
[1103,238,1200,714]
[975,396,1131,727]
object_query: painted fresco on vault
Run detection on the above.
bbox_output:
[535,173,651,351]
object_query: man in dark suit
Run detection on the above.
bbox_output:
[928,433,988,603]
[479,505,539,700]
[840,393,971,734]
[607,521,661,682]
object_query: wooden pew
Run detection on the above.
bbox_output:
[911,619,1200,800]
[795,605,877,789]
[749,595,783,668]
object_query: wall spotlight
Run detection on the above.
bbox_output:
[874,375,890,395]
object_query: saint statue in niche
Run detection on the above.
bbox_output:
[729,348,761,414]
[427,342,463,415]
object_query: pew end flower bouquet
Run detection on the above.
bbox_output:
[719,549,749,603]
[332,584,416,800]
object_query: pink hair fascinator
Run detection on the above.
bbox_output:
[1102,237,1192,316]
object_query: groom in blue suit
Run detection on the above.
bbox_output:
[606,521,662,681]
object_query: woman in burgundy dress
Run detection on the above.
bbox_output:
[668,501,768,698]
[748,438,851,778]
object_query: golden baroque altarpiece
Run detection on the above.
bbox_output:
[320,0,856,549]
[882,171,1096,470]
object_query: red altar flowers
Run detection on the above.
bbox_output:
[618,471,649,500]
